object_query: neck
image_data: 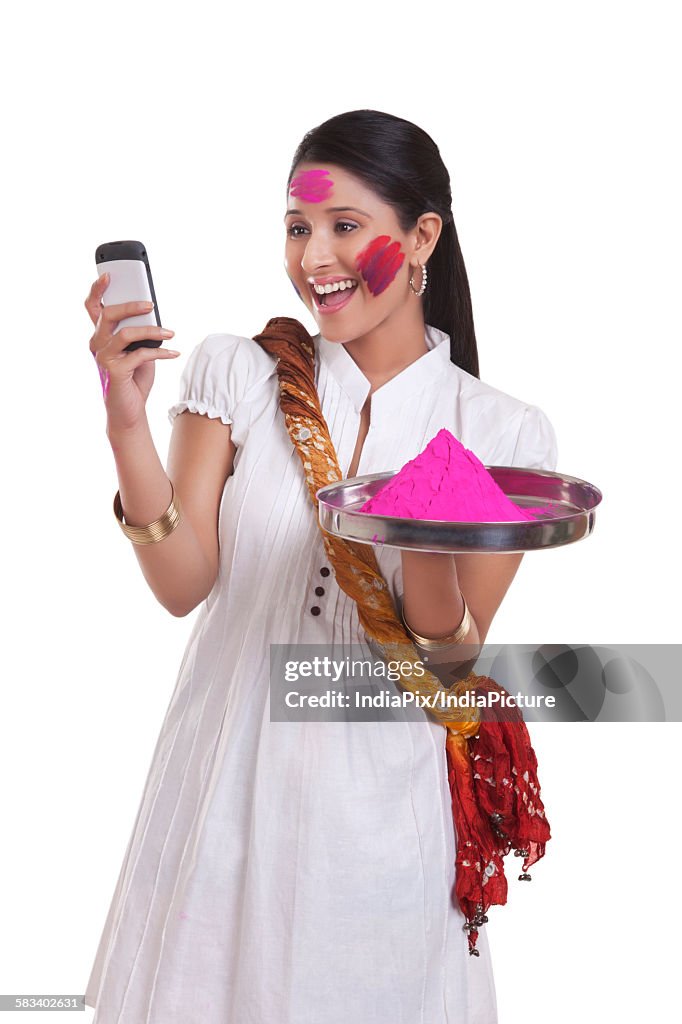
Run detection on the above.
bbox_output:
[339,301,429,392]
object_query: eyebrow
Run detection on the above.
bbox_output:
[284,206,372,219]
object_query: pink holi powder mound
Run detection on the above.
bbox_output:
[359,428,540,523]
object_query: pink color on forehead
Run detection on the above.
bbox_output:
[289,168,334,203]
[359,429,540,523]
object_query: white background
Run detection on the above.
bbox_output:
[1,1,680,1021]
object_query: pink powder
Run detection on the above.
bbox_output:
[91,349,110,399]
[359,428,540,523]
[523,500,566,518]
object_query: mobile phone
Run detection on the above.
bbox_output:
[94,240,163,352]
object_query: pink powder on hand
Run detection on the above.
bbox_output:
[359,428,539,523]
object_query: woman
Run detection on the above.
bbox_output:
[83,109,557,1024]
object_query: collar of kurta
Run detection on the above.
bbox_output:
[314,323,452,416]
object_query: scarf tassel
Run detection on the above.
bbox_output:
[445,679,551,955]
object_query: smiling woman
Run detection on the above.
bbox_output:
[84,109,558,1024]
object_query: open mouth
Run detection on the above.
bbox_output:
[310,280,359,314]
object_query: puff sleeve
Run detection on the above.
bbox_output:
[168,334,251,427]
[509,404,559,471]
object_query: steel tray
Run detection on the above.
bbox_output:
[316,467,602,553]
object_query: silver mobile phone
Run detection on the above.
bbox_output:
[94,240,163,352]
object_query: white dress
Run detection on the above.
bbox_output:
[84,323,558,1024]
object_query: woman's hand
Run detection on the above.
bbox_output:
[85,273,180,433]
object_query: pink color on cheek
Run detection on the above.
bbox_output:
[359,429,538,523]
[355,235,405,296]
[289,168,334,203]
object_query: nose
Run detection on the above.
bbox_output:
[300,232,336,277]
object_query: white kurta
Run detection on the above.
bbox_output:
[84,323,558,1024]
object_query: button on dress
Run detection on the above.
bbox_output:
[84,324,558,1024]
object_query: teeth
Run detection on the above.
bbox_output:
[312,279,357,295]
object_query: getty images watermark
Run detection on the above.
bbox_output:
[269,643,682,723]
[279,654,554,712]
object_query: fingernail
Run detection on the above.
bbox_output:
[160,328,174,336]
[166,350,181,355]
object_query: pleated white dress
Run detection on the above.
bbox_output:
[84,323,558,1024]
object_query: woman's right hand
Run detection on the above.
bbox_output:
[85,273,180,433]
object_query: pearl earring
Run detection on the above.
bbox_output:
[409,261,428,296]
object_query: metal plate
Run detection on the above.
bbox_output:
[316,467,602,553]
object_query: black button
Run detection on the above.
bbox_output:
[320,567,330,577]
[310,606,321,615]
[315,586,325,597]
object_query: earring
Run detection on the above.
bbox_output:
[409,261,428,296]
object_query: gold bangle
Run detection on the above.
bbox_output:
[113,482,181,545]
[401,592,471,650]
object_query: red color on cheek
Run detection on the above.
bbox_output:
[354,235,405,296]
[289,169,334,203]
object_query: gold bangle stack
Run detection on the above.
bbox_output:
[113,482,182,545]
[401,592,471,650]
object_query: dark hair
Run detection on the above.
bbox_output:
[287,109,480,379]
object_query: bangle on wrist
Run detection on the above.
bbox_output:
[401,592,471,650]
[113,481,181,545]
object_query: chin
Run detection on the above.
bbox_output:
[315,321,359,344]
